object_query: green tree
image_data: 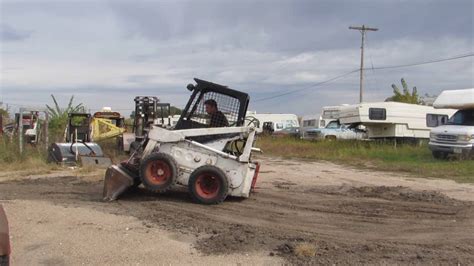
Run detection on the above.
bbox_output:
[385,78,420,104]
[45,95,85,140]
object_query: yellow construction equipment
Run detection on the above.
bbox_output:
[91,111,125,142]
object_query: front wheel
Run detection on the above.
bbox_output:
[188,165,229,205]
[139,153,178,193]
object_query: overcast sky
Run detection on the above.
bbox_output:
[1,0,473,116]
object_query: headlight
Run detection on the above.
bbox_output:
[458,135,472,141]
[430,132,436,139]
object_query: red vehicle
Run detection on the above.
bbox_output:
[0,205,10,266]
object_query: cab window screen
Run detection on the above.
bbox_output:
[369,108,386,120]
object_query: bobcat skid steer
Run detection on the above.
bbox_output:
[103,78,261,204]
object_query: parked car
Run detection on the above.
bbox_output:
[272,126,300,138]
[0,205,10,266]
[305,120,366,140]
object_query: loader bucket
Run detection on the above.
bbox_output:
[103,164,137,201]
[48,142,111,168]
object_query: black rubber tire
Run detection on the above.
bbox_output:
[432,151,449,160]
[188,165,229,205]
[139,153,178,193]
[0,255,9,266]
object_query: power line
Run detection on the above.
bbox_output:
[366,53,473,70]
[254,69,359,102]
[254,52,473,102]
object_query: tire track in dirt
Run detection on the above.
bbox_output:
[0,159,473,264]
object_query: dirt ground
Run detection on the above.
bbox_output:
[0,156,473,265]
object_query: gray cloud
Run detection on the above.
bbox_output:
[109,0,473,53]
[1,0,473,116]
[0,23,32,42]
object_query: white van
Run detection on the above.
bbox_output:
[429,88,474,159]
[339,102,455,140]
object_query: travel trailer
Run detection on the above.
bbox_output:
[338,102,456,140]
[429,88,474,159]
[245,111,299,133]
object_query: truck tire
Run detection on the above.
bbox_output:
[188,165,229,205]
[432,151,448,160]
[139,153,178,193]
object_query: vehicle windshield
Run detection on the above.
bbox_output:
[447,109,474,126]
[325,121,341,129]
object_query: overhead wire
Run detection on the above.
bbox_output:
[254,69,360,102]
[366,53,473,70]
[255,53,474,102]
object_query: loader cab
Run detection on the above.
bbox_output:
[93,111,125,128]
[65,113,92,143]
[175,78,249,130]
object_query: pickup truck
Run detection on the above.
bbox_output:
[304,120,366,140]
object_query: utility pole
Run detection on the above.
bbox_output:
[349,25,378,103]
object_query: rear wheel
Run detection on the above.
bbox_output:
[432,151,449,160]
[188,165,229,205]
[139,153,178,193]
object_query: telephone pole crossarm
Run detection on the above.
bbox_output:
[349,24,379,103]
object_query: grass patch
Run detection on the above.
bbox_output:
[0,136,127,174]
[257,137,474,183]
[294,242,317,257]
[0,136,56,173]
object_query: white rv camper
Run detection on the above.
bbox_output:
[429,88,474,159]
[339,102,455,140]
[300,114,323,139]
[300,105,349,140]
[246,111,299,133]
[321,105,343,121]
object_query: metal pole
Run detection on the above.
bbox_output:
[349,25,378,103]
[360,29,365,103]
[44,111,49,149]
[19,108,24,154]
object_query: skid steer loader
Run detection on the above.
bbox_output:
[103,78,261,204]
[48,113,112,167]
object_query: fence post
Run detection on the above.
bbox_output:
[19,108,24,154]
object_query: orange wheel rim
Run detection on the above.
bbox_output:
[146,161,171,185]
[195,174,220,199]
